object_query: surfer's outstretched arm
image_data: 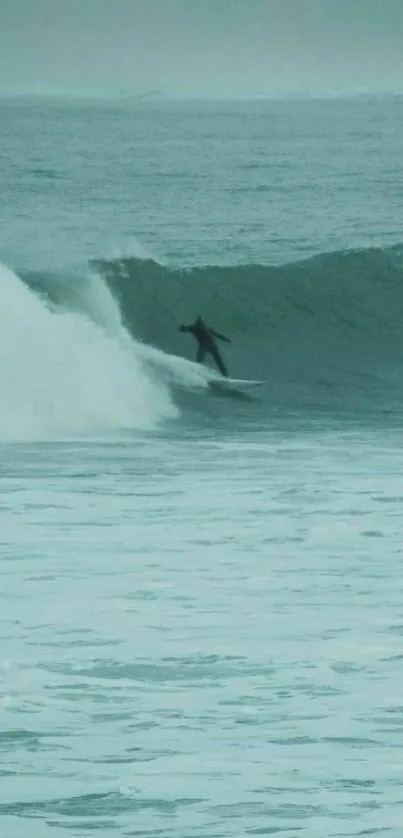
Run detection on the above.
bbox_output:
[210,329,231,343]
[179,324,193,333]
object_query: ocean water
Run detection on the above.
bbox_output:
[1,95,403,837]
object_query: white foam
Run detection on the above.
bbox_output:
[0,263,177,441]
[72,269,211,389]
[135,342,213,389]
[74,271,213,390]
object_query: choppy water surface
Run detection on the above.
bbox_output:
[2,423,403,836]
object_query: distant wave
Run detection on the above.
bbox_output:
[21,245,403,413]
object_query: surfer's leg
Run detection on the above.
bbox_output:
[196,346,207,364]
[210,346,228,377]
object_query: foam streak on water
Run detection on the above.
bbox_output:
[1,427,403,837]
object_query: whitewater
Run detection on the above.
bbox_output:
[0,261,224,440]
[1,95,403,838]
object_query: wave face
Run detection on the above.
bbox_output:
[91,246,403,410]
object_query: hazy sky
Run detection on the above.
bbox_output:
[1,0,403,97]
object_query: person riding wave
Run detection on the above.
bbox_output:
[179,316,230,377]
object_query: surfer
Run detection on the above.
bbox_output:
[179,316,230,376]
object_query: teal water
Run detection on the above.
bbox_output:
[1,96,403,836]
[2,429,403,836]
[2,96,403,270]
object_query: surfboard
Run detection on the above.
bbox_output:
[208,377,264,393]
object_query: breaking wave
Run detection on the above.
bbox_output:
[0,262,210,441]
[11,243,403,436]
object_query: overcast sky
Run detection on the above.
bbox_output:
[1,0,403,97]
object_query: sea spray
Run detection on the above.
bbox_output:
[0,263,177,440]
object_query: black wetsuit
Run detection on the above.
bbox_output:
[180,318,230,376]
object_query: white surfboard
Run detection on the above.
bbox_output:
[208,377,264,393]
